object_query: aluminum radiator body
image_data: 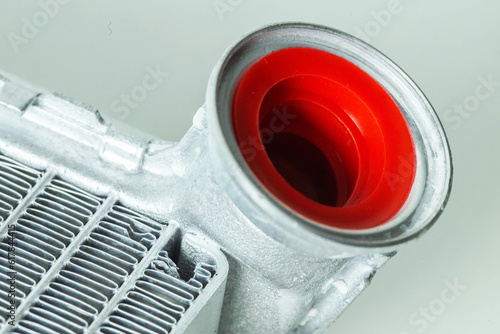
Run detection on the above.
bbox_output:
[0,23,452,334]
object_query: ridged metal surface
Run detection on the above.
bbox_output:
[0,177,103,323]
[97,256,216,334]
[0,152,224,334]
[0,155,41,222]
[15,205,163,334]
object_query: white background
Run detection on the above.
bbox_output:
[1,1,499,333]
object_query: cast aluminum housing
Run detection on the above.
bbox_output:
[0,23,452,333]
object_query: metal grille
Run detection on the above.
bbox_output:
[0,156,41,222]
[0,178,103,323]
[0,154,224,334]
[15,205,163,334]
[97,255,216,334]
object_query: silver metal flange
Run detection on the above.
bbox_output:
[206,22,452,257]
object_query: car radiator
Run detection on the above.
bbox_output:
[0,23,452,334]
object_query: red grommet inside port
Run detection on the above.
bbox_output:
[232,47,416,230]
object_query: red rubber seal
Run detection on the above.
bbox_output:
[232,47,416,230]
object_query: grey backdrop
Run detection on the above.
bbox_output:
[1,1,499,333]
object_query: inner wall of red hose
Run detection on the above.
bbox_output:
[232,47,416,230]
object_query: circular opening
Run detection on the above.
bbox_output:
[263,132,339,207]
[232,47,416,230]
